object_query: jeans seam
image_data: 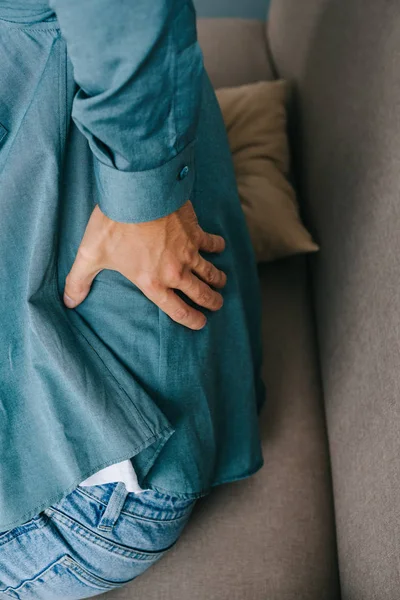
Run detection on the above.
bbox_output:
[75,487,194,522]
[44,506,167,560]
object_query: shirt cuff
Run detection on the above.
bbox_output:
[93,140,197,223]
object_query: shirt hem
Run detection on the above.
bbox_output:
[0,425,174,532]
[138,456,265,500]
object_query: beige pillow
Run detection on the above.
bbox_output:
[216,80,319,262]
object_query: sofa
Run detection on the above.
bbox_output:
[106,1,399,598]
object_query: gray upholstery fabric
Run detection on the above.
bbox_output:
[197,18,274,87]
[268,1,400,598]
[103,17,339,600]
[104,258,339,600]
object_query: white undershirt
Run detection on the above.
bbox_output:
[79,460,146,493]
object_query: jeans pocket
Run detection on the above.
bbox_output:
[1,554,123,600]
[121,489,197,523]
[106,496,196,562]
[0,515,47,547]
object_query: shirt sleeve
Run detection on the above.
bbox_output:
[49,0,204,223]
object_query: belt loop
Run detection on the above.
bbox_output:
[98,482,129,532]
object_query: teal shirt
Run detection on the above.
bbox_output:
[0,0,265,530]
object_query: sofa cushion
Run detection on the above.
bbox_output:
[216,80,319,262]
[197,18,274,87]
[103,257,339,600]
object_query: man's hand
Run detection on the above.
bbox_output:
[63,200,227,330]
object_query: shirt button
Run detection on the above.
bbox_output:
[178,165,190,180]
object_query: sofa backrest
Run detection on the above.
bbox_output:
[267,1,400,598]
[197,18,274,87]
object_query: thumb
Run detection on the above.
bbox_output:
[63,251,101,309]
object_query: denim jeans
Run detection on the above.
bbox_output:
[0,482,197,599]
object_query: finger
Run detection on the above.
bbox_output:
[64,251,102,308]
[192,255,227,289]
[141,282,207,330]
[178,271,224,311]
[198,229,226,254]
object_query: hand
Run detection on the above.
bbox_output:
[63,201,227,330]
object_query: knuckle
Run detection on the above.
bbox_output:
[181,244,197,264]
[208,237,216,251]
[192,227,203,246]
[205,265,215,283]
[164,263,184,287]
[76,246,97,265]
[157,291,170,307]
[201,231,210,247]
[138,272,157,292]
[199,290,212,305]
[172,307,189,322]
[64,272,73,287]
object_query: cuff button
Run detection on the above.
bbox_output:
[178,165,190,180]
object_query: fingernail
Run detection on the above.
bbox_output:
[63,294,76,308]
